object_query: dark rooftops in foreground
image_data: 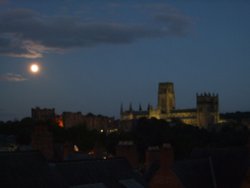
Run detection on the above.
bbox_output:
[172,147,249,188]
[0,151,146,188]
[55,158,146,188]
[0,151,66,188]
[1,147,249,188]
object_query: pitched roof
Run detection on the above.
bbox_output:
[0,151,146,188]
[173,147,248,188]
[173,158,214,188]
[54,158,146,188]
[191,147,248,188]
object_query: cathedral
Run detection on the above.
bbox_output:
[120,82,219,128]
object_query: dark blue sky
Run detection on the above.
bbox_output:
[0,0,250,121]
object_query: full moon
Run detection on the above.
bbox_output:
[30,64,40,73]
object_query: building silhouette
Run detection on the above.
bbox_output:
[31,107,55,122]
[31,108,116,132]
[120,82,219,127]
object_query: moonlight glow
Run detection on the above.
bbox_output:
[30,64,40,73]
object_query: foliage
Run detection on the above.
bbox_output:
[113,118,249,160]
[66,124,99,151]
[0,117,34,145]
[0,117,249,160]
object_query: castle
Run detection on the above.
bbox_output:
[120,82,219,127]
[31,107,116,131]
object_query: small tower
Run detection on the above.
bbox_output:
[196,93,219,128]
[120,103,123,114]
[157,82,176,114]
[129,103,133,112]
[139,104,142,111]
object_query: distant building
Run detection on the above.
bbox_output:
[62,111,116,132]
[31,124,54,160]
[220,112,250,128]
[62,111,83,128]
[83,113,116,132]
[121,82,219,128]
[31,107,117,132]
[31,107,55,122]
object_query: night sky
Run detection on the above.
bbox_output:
[0,0,250,121]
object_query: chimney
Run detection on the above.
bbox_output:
[148,144,180,188]
[160,143,174,169]
[116,141,139,169]
[145,146,160,170]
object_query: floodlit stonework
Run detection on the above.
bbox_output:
[120,82,219,127]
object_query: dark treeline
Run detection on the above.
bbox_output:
[221,111,250,122]
[0,117,249,160]
[110,118,249,160]
[0,118,33,145]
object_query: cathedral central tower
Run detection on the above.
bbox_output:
[157,82,175,114]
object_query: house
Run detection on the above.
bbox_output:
[0,151,146,188]
[173,147,249,188]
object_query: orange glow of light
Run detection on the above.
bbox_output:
[58,119,64,128]
[56,116,64,128]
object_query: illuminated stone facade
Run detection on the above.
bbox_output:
[120,82,219,128]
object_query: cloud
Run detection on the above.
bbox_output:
[153,5,193,36]
[0,6,193,58]
[0,73,27,82]
[0,0,8,5]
